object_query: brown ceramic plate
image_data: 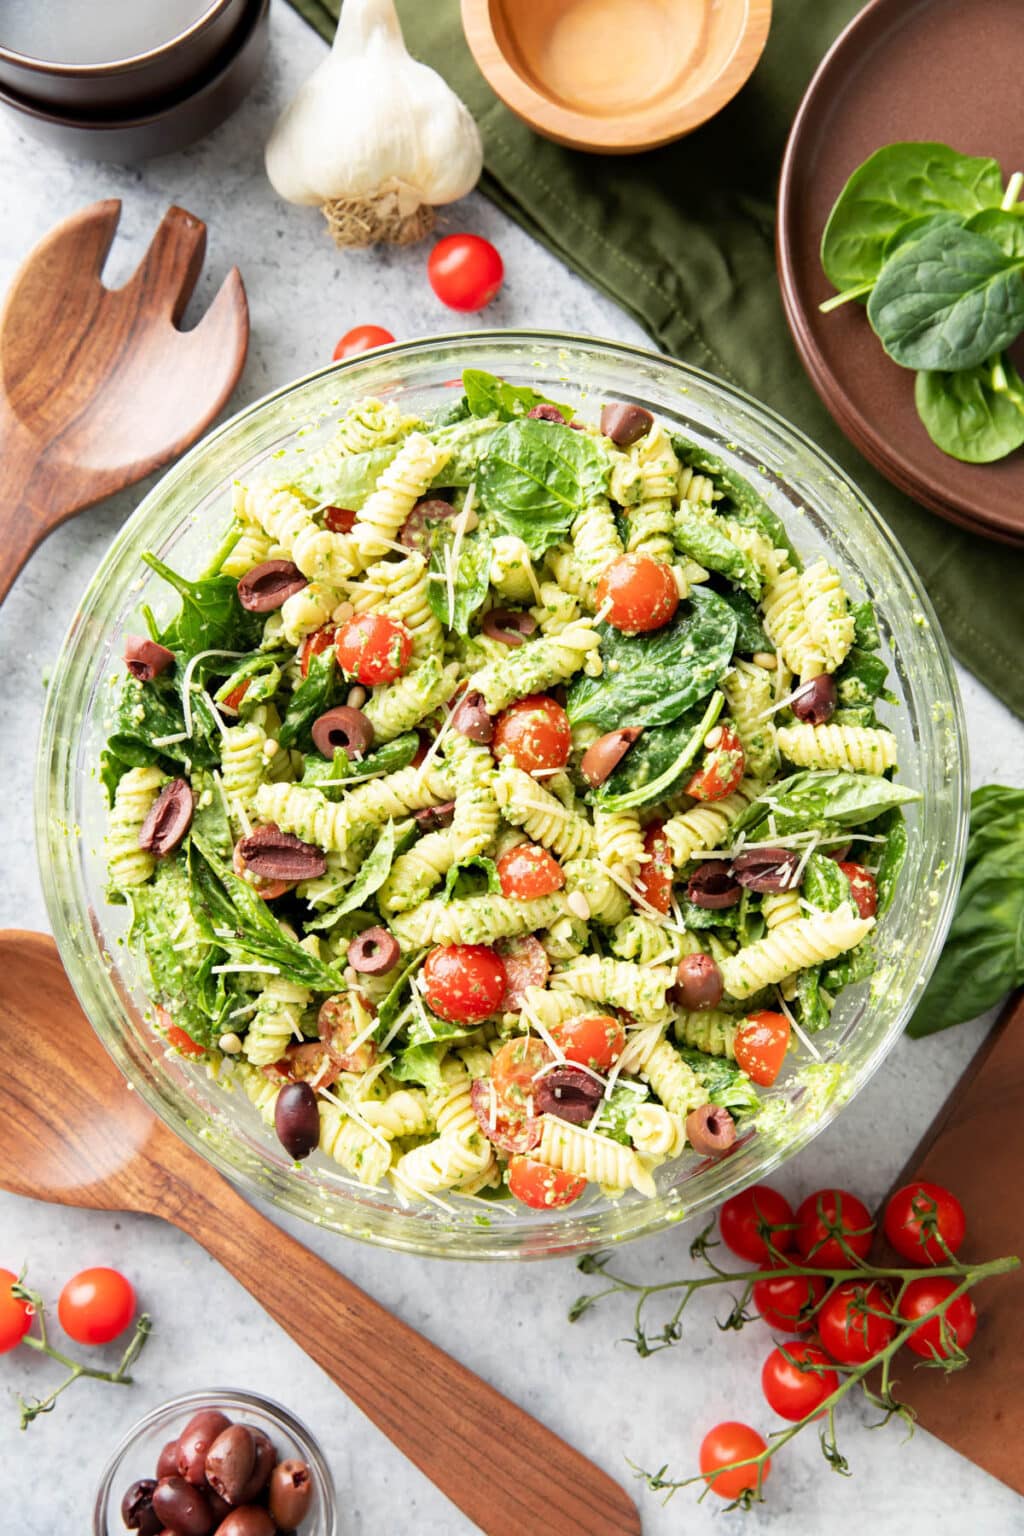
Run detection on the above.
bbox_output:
[777,0,1024,547]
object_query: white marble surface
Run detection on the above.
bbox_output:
[1,5,1023,1533]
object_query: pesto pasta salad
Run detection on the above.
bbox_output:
[101,370,918,1212]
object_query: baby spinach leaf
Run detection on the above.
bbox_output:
[671,507,762,598]
[106,676,219,773]
[821,939,875,993]
[442,856,501,903]
[305,821,400,932]
[190,767,234,860]
[670,436,802,571]
[835,645,895,709]
[851,600,881,651]
[478,418,609,557]
[915,354,1024,463]
[462,369,571,423]
[795,968,831,1033]
[872,808,909,917]
[375,948,427,1035]
[213,651,288,711]
[734,771,921,838]
[142,552,262,656]
[592,1078,650,1144]
[966,208,1024,260]
[567,587,737,732]
[677,899,743,932]
[300,733,419,796]
[278,648,340,750]
[882,211,967,263]
[678,1048,760,1115]
[389,1042,449,1093]
[426,526,493,635]
[594,693,723,813]
[295,417,499,508]
[802,852,852,912]
[716,588,773,655]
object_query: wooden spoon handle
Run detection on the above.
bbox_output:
[0,416,51,604]
[172,1172,641,1536]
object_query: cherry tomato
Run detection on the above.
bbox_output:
[0,1269,32,1353]
[719,1185,794,1264]
[883,1181,966,1266]
[428,234,504,312]
[332,324,395,360]
[837,861,878,920]
[817,1280,896,1365]
[492,695,571,772]
[634,823,673,914]
[221,681,250,714]
[336,613,413,685]
[423,944,507,1024]
[752,1272,827,1332]
[596,554,679,634]
[685,725,746,803]
[497,842,565,900]
[551,1014,625,1072]
[324,506,356,534]
[699,1422,770,1501]
[491,1036,553,1110]
[508,1155,586,1209]
[794,1189,874,1268]
[318,993,377,1074]
[898,1276,977,1359]
[299,624,338,678]
[734,1011,791,1087]
[58,1267,136,1346]
[232,838,293,901]
[761,1341,838,1422]
[156,1007,205,1059]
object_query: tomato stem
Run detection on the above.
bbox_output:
[12,1276,152,1430]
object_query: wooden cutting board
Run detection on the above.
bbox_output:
[877,990,1024,1493]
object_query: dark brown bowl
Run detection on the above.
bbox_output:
[0,0,249,112]
[0,0,267,163]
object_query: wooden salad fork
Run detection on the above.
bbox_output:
[0,931,641,1536]
[0,200,249,605]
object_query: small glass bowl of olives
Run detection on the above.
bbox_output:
[93,1389,336,1535]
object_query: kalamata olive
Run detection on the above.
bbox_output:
[686,862,741,909]
[237,1430,276,1503]
[347,926,400,974]
[211,1510,275,1536]
[674,953,723,1011]
[535,1066,603,1124]
[481,608,537,647]
[790,673,837,725]
[125,636,175,682]
[526,403,565,423]
[268,1459,315,1528]
[157,1441,181,1479]
[177,1411,232,1485]
[236,560,308,613]
[600,402,654,446]
[121,1479,161,1535]
[580,726,643,787]
[138,778,194,858]
[311,705,374,760]
[204,1424,257,1506]
[152,1476,214,1536]
[399,497,456,553]
[451,689,494,743]
[236,824,326,882]
[413,800,456,832]
[275,1081,320,1161]
[206,1491,232,1524]
[686,1103,737,1156]
[730,847,801,893]
[825,842,852,863]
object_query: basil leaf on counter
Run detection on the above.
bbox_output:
[734,771,920,839]
[142,552,262,656]
[594,693,723,813]
[670,436,802,570]
[426,526,493,635]
[462,368,571,423]
[478,417,609,557]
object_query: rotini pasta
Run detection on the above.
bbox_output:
[776,723,899,773]
[535,1115,656,1196]
[106,765,165,890]
[720,905,874,1000]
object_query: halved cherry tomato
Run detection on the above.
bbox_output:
[734,1011,791,1087]
[270,1040,341,1090]
[596,554,679,634]
[318,993,377,1074]
[492,695,571,772]
[0,1269,32,1353]
[794,1188,874,1267]
[837,861,878,919]
[428,234,504,312]
[497,842,565,900]
[336,613,412,685]
[761,1341,838,1422]
[58,1267,136,1346]
[551,1014,625,1072]
[883,1181,966,1266]
[221,680,250,714]
[156,1007,205,1059]
[508,1155,586,1209]
[423,945,507,1024]
[898,1277,977,1360]
[332,324,395,360]
[685,725,746,802]
[634,823,673,914]
[233,837,293,901]
[719,1185,794,1264]
[491,1036,553,1111]
[699,1422,770,1501]
[324,506,357,534]
[299,624,338,678]
[817,1280,895,1365]
[498,934,550,1009]
[752,1271,827,1332]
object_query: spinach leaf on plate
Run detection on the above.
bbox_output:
[426,526,493,635]
[462,368,571,423]
[478,417,609,557]
[594,693,723,813]
[915,354,1024,463]
[734,771,920,839]
[966,208,1024,260]
[142,552,262,656]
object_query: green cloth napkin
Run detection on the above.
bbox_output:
[286,0,1024,718]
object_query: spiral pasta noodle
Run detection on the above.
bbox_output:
[221,722,269,822]
[552,956,675,1023]
[350,552,440,660]
[317,1101,394,1185]
[800,558,855,672]
[627,1103,687,1161]
[593,808,645,883]
[662,777,761,866]
[243,970,309,1066]
[363,657,458,742]
[106,765,166,890]
[673,1010,740,1058]
[775,723,899,774]
[535,1115,655,1197]
[611,914,696,966]
[762,566,826,680]
[720,905,874,1000]
[762,889,803,929]
[255,766,452,853]
[353,432,451,564]
[561,857,630,925]
[469,621,600,715]
[493,764,595,862]
[722,661,779,781]
[570,498,623,591]
[392,891,569,949]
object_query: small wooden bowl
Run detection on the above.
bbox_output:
[461,0,771,153]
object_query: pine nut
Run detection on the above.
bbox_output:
[454,505,479,533]
[262,738,279,759]
[332,600,355,623]
[218,1032,243,1054]
[346,685,367,708]
[567,891,591,921]
[703,726,724,750]
[753,652,778,669]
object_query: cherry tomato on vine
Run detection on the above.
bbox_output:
[837,861,878,920]
[422,944,507,1024]
[332,324,394,360]
[497,842,565,901]
[883,1181,966,1265]
[335,613,412,685]
[550,1014,625,1072]
[794,1189,874,1268]
[752,1272,827,1333]
[508,1156,586,1209]
[699,1422,771,1501]
[684,725,746,803]
[0,1269,32,1353]
[300,624,338,678]
[734,1012,791,1088]
[898,1277,977,1360]
[324,506,357,533]
[719,1185,794,1264]
[58,1268,136,1346]
[817,1280,896,1365]
[634,823,673,915]
[761,1341,838,1422]
[492,695,571,772]
[596,554,679,634]
[428,234,504,311]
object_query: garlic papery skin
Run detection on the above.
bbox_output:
[265,0,484,249]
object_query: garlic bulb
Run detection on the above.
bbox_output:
[265,0,483,249]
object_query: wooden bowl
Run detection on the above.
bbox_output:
[461,0,771,153]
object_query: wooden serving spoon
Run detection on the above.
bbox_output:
[0,200,249,605]
[0,931,641,1536]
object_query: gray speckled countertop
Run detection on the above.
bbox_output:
[2,6,1023,1533]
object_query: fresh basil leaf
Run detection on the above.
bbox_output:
[375,948,427,1035]
[594,693,723,813]
[214,651,288,709]
[190,768,234,860]
[717,588,773,655]
[795,968,831,1033]
[834,646,895,709]
[567,587,738,732]
[677,899,743,932]
[462,369,571,423]
[305,821,399,931]
[300,733,419,796]
[872,809,909,917]
[389,1042,449,1093]
[671,507,762,598]
[142,552,262,656]
[670,436,802,570]
[677,1048,760,1115]
[441,856,501,904]
[592,1078,650,1144]
[915,355,1024,464]
[735,771,921,838]
[802,853,852,912]
[426,526,493,635]
[478,418,609,557]
[278,647,340,750]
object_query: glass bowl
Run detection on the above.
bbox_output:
[37,331,968,1260]
[92,1387,336,1534]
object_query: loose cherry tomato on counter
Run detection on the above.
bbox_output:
[0,1269,32,1353]
[634,822,673,914]
[761,1341,838,1422]
[58,1267,136,1346]
[837,861,878,920]
[596,554,678,634]
[332,324,394,359]
[734,1011,791,1088]
[817,1280,896,1365]
[422,944,507,1024]
[794,1188,874,1268]
[883,1181,966,1265]
[492,694,572,772]
[551,1014,625,1073]
[324,506,357,533]
[685,724,746,803]
[428,234,504,311]
[719,1185,794,1264]
[699,1422,770,1501]
[752,1271,827,1333]
[898,1277,977,1360]
[497,842,565,900]
[299,624,338,677]
[508,1156,586,1209]
[336,612,412,685]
